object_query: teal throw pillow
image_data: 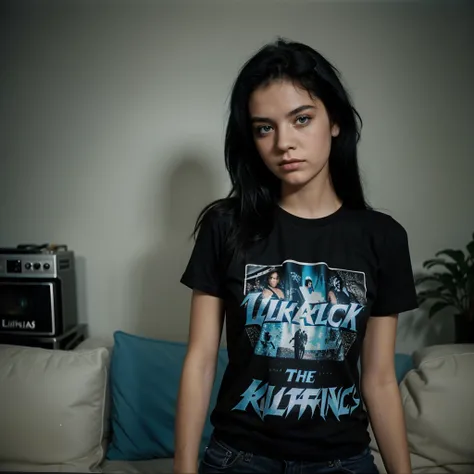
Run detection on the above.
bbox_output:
[394,353,414,383]
[106,330,228,460]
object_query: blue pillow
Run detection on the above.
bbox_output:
[394,353,414,383]
[106,331,228,461]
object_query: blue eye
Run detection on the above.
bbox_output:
[255,125,273,136]
[296,115,311,125]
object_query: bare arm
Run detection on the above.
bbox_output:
[361,315,411,474]
[261,288,271,299]
[174,290,225,474]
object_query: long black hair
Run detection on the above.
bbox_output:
[193,37,370,255]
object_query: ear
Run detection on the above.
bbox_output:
[331,123,340,137]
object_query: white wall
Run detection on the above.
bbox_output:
[0,1,473,353]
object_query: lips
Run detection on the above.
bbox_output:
[279,159,305,171]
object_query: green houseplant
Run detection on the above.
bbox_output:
[415,233,474,344]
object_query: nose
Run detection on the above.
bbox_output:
[275,124,296,152]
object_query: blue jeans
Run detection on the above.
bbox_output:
[199,436,379,474]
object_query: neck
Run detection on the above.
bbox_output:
[279,169,342,219]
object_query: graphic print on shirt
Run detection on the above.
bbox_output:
[232,260,367,421]
[242,261,367,362]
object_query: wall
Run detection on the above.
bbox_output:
[0,1,473,353]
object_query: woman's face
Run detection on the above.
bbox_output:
[249,79,339,190]
[268,272,279,288]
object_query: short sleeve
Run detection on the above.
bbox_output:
[180,210,228,298]
[371,218,418,316]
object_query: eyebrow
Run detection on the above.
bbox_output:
[251,105,316,124]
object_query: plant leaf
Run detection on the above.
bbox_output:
[423,258,448,270]
[467,240,474,259]
[428,301,453,318]
[435,249,466,266]
[417,289,449,299]
[435,273,460,295]
[417,290,458,309]
[444,262,464,280]
[414,275,443,286]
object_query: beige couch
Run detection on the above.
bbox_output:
[0,338,473,473]
[370,343,474,473]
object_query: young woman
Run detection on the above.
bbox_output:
[174,38,418,474]
[261,270,285,300]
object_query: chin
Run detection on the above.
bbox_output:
[278,171,315,188]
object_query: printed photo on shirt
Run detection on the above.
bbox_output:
[242,261,366,362]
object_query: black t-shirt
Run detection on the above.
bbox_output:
[180,203,418,462]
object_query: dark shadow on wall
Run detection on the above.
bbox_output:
[74,255,89,327]
[130,150,220,341]
[396,269,456,353]
[396,308,455,354]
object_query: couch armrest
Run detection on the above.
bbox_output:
[75,336,114,352]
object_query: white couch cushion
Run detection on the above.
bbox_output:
[75,336,115,441]
[0,343,110,472]
[101,458,174,473]
[401,344,474,471]
[369,344,474,473]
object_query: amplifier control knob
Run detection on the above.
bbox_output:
[33,263,41,270]
[44,263,50,270]
[25,263,32,270]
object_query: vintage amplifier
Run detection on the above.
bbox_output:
[0,244,78,337]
